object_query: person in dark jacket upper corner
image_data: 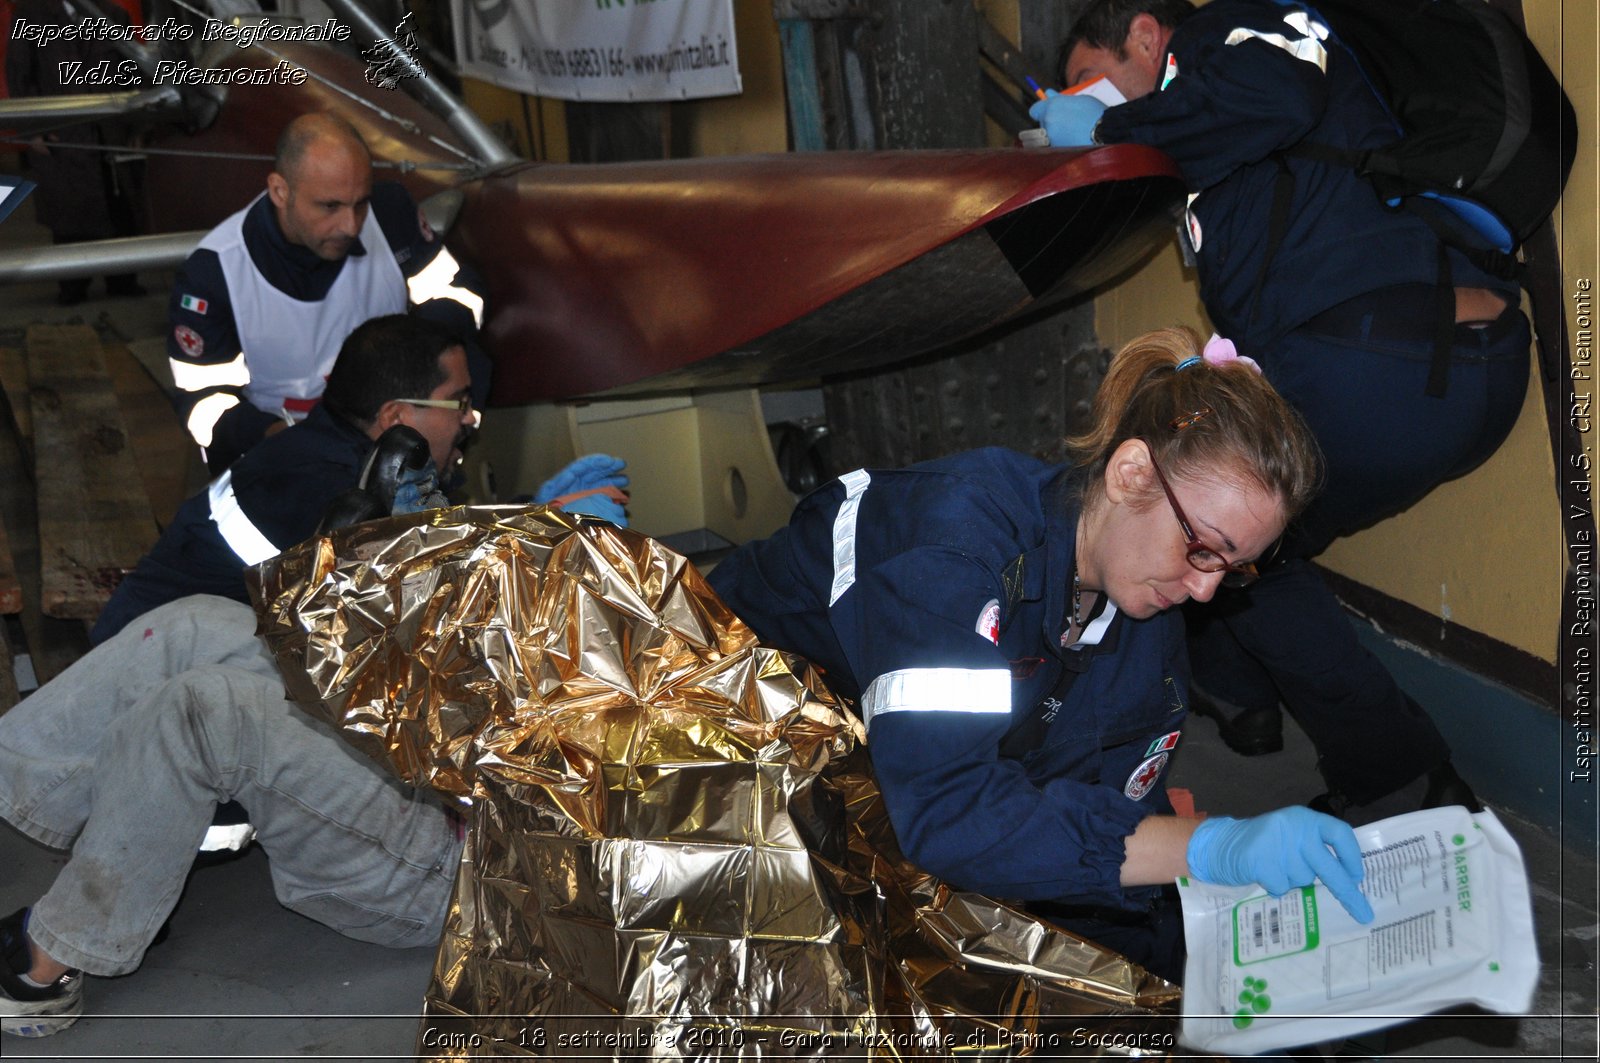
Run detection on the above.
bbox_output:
[1031,0,1528,817]
[5,0,147,305]
[710,326,1375,983]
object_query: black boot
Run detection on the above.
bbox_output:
[1190,685,1284,756]
[55,278,89,306]
[1420,761,1481,812]
[104,273,146,297]
[1312,762,1482,823]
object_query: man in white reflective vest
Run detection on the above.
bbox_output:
[167,111,487,473]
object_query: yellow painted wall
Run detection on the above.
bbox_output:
[1092,0,1588,667]
[676,0,787,156]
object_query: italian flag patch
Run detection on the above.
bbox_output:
[180,294,208,315]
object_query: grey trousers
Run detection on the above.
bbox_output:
[0,596,461,976]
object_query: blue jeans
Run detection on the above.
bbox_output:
[1187,293,1530,802]
[0,597,461,975]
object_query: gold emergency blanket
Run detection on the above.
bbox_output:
[253,506,1180,1060]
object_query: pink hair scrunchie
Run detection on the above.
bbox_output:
[1201,333,1262,374]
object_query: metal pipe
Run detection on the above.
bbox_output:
[0,232,206,283]
[319,0,519,170]
[0,87,182,133]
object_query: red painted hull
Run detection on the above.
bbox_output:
[141,44,1183,406]
[455,146,1181,404]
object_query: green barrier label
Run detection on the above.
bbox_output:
[1232,887,1319,966]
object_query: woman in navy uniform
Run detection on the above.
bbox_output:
[709,327,1372,980]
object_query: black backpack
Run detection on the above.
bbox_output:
[1249,0,1577,396]
[1281,0,1577,263]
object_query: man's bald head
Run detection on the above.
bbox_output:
[266,113,374,261]
[273,112,370,182]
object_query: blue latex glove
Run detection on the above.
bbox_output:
[390,459,444,515]
[1187,807,1374,923]
[561,492,628,527]
[533,454,629,504]
[1027,89,1107,147]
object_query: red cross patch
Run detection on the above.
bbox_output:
[173,324,204,359]
[1124,751,1169,801]
[975,599,1000,645]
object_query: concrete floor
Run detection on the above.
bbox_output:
[1,193,1596,1062]
[2,696,1594,1061]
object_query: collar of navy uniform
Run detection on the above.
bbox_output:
[1039,466,1084,638]
[245,193,369,281]
[1038,466,1122,656]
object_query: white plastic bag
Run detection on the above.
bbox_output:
[1178,806,1537,1055]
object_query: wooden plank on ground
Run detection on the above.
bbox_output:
[0,623,18,714]
[0,348,27,614]
[0,371,88,683]
[0,346,31,455]
[26,323,160,620]
[126,335,176,395]
[103,341,196,526]
[0,514,19,615]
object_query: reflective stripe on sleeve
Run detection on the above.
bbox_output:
[185,392,241,449]
[1225,10,1328,71]
[170,351,251,392]
[207,470,279,565]
[860,667,1012,731]
[406,247,485,328]
[828,469,872,606]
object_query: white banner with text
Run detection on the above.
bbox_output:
[451,0,741,102]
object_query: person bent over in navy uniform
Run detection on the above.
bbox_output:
[1030,0,1521,816]
[168,112,490,472]
[709,327,1374,982]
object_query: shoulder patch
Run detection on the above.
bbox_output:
[1146,730,1181,757]
[173,324,204,359]
[1124,751,1169,801]
[417,206,436,243]
[179,294,208,315]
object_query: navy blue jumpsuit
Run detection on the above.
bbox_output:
[709,448,1191,977]
[1092,0,1529,802]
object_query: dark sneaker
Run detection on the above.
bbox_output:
[1189,685,1284,756]
[1312,763,1483,826]
[55,279,89,307]
[1420,762,1482,813]
[103,274,146,298]
[0,908,84,1038]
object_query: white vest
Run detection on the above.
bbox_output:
[199,194,407,418]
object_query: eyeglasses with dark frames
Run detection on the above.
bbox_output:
[1142,443,1262,589]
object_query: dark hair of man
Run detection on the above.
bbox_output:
[273,112,369,181]
[1058,0,1196,78]
[321,314,459,428]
